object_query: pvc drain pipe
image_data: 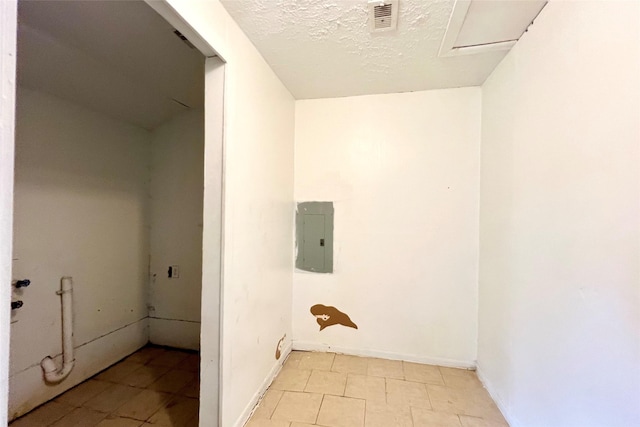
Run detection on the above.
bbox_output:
[41,276,75,383]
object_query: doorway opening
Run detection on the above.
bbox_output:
[8,1,223,425]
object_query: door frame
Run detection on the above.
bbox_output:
[0,1,18,425]
[0,1,227,425]
[143,3,227,425]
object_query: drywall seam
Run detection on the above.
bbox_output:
[476,364,519,427]
[292,341,476,369]
[233,342,292,427]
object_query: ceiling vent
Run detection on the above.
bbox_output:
[368,0,398,33]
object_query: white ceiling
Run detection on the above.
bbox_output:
[220,0,544,99]
[17,0,204,130]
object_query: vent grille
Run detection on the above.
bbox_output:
[374,4,393,29]
[368,0,398,33]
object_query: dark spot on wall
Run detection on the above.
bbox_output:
[310,304,358,331]
[275,334,286,360]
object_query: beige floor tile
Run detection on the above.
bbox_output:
[10,401,74,427]
[96,415,145,427]
[95,360,145,383]
[270,368,312,392]
[331,354,368,375]
[316,395,365,427]
[367,358,404,379]
[123,364,172,388]
[427,385,501,420]
[245,419,291,427]
[244,353,506,427]
[50,407,108,427]
[439,367,483,389]
[55,379,111,407]
[83,384,143,413]
[252,389,284,419]
[148,350,190,368]
[304,370,347,396]
[458,415,509,427]
[284,351,305,369]
[113,389,172,421]
[386,378,431,409]
[125,347,165,365]
[344,374,386,404]
[364,401,412,427]
[149,369,196,393]
[177,378,200,398]
[297,352,335,371]
[147,395,199,427]
[271,391,323,423]
[411,407,462,427]
[403,362,444,385]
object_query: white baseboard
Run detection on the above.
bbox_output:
[292,340,476,369]
[476,364,516,427]
[233,341,293,427]
[9,317,148,420]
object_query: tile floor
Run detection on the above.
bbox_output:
[245,351,509,427]
[10,346,199,427]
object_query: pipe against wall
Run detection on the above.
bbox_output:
[41,276,75,383]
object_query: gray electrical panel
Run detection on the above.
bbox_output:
[296,202,333,273]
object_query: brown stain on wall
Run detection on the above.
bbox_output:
[275,334,286,360]
[310,304,358,331]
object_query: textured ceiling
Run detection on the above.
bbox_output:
[18,1,204,130]
[220,0,511,99]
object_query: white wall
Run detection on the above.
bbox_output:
[0,2,17,425]
[478,2,640,426]
[164,2,296,426]
[0,1,296,425]
[293,88,481,366]
[149,110,204,351]
[9,88,150,419]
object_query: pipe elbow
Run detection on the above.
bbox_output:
[41,357,57,374]
[41,357,75,383]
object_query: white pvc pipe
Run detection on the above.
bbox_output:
[41,276,75,383]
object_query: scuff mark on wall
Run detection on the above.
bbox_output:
[310,304,357,331]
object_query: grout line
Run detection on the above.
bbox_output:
[363,398,368,426]
[268,389,285,419]
[425,381,433,411]
[437,365,447,387]
[314,394,325,425]
[384,377,389,405]
[302,368,312,390]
